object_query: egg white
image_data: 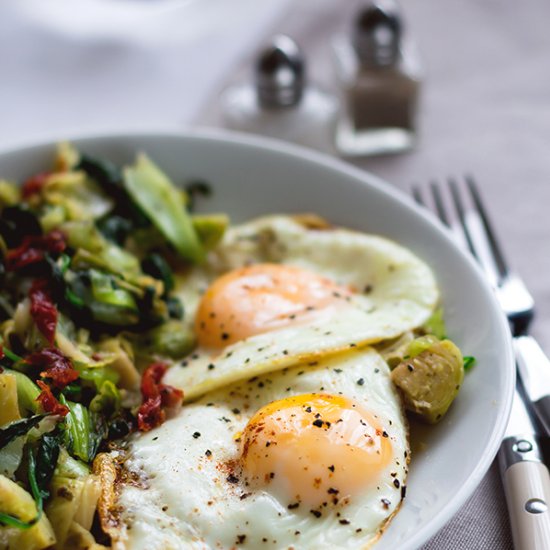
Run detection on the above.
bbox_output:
[165,215,438,401]
[113,348,409,550]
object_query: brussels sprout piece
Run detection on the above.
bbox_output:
[407,334,439,358]
[146,320,196,359]
[391,339,464,423]
[375,331,414,369]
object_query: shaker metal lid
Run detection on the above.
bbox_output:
[352,1,402,67]
[255,35,305,108]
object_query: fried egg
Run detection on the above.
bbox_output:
[112,348,409,550]
[165,215,438,400]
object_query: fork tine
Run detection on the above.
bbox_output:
[430,182,451,228]
[465,175,509,278]
[411,185,424,206]
[448,177,503,288]
[447,177,479,259]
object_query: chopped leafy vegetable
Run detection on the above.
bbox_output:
[0,143,219,543]
[463,356,476,370]
[0,449,44,530]
[145,320,196,359]
[89,380,120,417]
[3,368,41,414]
[192,214,229,251]
[60,396,100,463]
[423,307,447,340]
[142,253,174,295]
[0,415,46,451]
[96,214,133,246]
[124,154,204,262]
[35,432,61,500]
[185,180,212,211]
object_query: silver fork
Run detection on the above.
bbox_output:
[413,177,550,550]
[413,176,550,433]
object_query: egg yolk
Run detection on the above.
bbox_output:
[195,263,352,349]
[239,393,392,510]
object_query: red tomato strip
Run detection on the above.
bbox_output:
[138,362,183,432]
[29,279,58,345]
[27,348,79,390]
[6,230,66,271]
[36,380,69,416]
[21,172,50,199]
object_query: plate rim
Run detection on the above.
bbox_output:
[0,127,515,548]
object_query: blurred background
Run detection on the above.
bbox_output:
[2,0,547,343]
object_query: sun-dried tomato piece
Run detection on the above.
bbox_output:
[6,230,66,271]
[29,279,58,345]
[140,362,168,400]
[22,172,50,199]
[36,380,69,416]
[27,348,79,390]
[137,395,165,432]
[137,362,183,431]
[159,385,184,408]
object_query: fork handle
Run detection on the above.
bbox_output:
[503,461,550,550]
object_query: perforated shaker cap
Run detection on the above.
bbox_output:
[255,35,305,108]
[352,1,402,67]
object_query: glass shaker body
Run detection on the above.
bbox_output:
[334,37,421,157]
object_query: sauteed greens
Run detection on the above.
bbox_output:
[0,143,227,548]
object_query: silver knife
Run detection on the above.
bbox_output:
[515,335,550,437]
[498,385,550,549]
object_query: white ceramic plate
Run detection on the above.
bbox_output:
[0,130,514,549]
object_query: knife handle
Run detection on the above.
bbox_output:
[533,396,550,437]
[515,336,550,436]
[503,460,550,549]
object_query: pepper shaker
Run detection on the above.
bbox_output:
[333,1,421,156]
[221,35,338,154]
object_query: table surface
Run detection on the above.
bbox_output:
[198,0,550,547]
[3,0,550,547]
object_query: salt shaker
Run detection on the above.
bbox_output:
[221,35,338,154]
[334,1,421,156]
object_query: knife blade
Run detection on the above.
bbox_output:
[514,335,550,437]
[498,385,550,549]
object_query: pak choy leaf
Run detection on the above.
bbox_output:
[78,154,150,227]
[123,154,204,263]
[142,253,174,296]
[34,431,61,500]
[0,415,46,451]
[60,395,106,463]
